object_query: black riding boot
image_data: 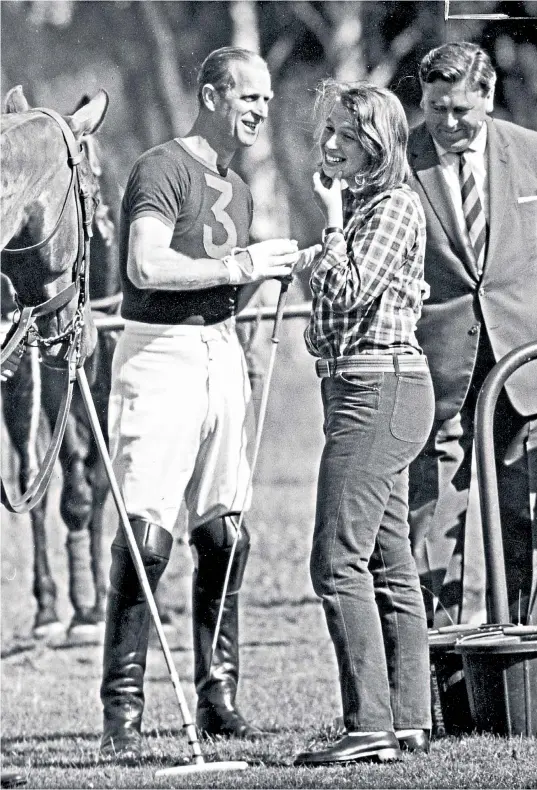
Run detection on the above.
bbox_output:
[190,515,264,739]
[100,519,172,763]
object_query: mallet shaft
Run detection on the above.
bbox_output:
[210,277,291,660]
[77,367,204,763]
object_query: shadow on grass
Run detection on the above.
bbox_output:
[144,726,285,740]
[252,596,318,609]
[49,641,102,652]
[1,731,100,746]
[23,754,168,770]
[0,642,37,660]
[242,639,291,647]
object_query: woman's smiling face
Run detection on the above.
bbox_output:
[320,100,369,182]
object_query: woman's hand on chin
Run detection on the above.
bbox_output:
[312,169,344,227]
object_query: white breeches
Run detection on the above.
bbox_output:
[108,318,252,535]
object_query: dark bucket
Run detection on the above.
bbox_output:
[455,626,537,736]
[428,624,483,735]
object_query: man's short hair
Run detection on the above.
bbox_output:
[197,47,268,106]
[419,42,496,94]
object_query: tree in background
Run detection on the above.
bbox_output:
[2,1,536,261]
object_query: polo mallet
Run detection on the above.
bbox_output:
[210,276,292,664]
[76,367,248,777]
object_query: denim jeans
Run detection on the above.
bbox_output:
[310,365,435,732]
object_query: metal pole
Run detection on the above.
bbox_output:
[1,302,313,340]
[76,367,205,763]
[210,277,292,662]
[474,341,537,624]
[77,369,249,775]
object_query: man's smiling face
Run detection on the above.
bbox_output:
[421,77,492,152]
[216,59,273,150]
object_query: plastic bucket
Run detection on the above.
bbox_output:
[455,626,537,736]
[428,624,483,735]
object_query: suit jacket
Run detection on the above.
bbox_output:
[408,118,537,420]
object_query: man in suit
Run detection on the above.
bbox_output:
[407,42,537,628]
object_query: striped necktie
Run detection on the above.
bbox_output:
[459,151,487,274]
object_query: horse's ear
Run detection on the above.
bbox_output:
[4,85,30,113]
[67,89,109,138]
[72,94,91,113]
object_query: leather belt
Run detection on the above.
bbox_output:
[315,354,428,378]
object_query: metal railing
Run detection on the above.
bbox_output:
[474,341,537,623]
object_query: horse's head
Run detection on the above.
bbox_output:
[1,86,109,370]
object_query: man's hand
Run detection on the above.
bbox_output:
[293,244,322,273]
[223,239,299,285]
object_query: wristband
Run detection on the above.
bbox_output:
[221,255,242,285]
[221,248,254,285]
[322,226,344,242]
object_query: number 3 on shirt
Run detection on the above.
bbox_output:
[203,173,238,257]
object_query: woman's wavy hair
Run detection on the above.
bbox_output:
[314,80,410,199]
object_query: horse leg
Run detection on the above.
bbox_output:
[76,346,110,633]
[60,417,104,643]
[42,369,100,643]
[87,449,108,624]
[2,347,63,641]
[29,488,65,643]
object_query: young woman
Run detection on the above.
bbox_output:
[294,82,434,766]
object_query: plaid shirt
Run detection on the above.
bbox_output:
[304,184,427,358]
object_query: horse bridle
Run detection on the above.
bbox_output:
[1,107,96,376]
[1,108,97,514]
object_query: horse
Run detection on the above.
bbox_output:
[1,85,108,368]
[1,85,109,642]
[42,119,123,642]
[23,112,124,643]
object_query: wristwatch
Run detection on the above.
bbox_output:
[322,226,344,242]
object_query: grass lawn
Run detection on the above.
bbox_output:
[2,315,536,788]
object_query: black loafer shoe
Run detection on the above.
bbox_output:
[294,732,402,765]
[396,730,430,753]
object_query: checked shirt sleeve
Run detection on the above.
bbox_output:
[310,191,419,314]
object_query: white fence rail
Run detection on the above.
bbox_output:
[1,302,312,340]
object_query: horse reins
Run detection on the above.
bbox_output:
[1,108,96,514]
